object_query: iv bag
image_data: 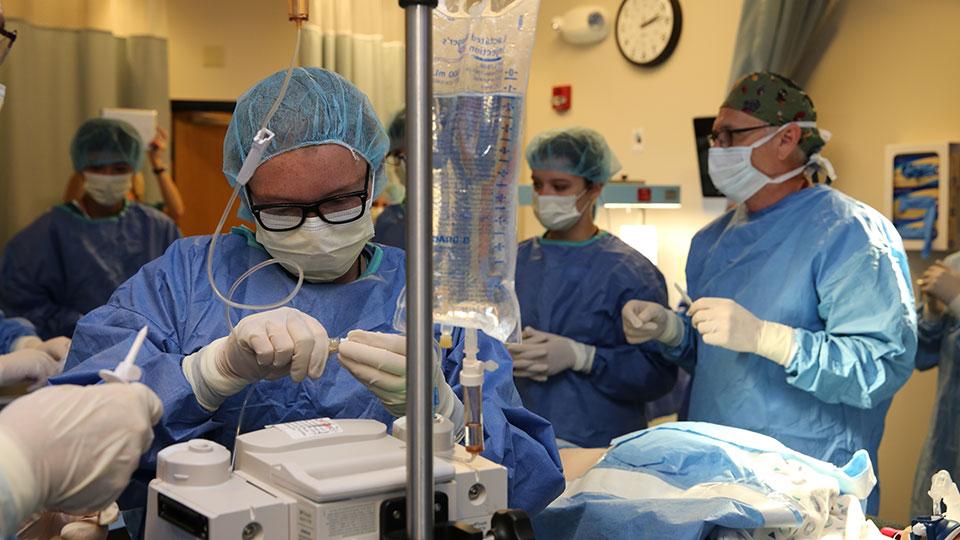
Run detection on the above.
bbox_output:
[397,0,540,343]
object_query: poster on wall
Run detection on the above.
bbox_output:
[884,143,959,257]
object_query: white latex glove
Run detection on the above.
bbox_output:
[920,261,960,318]
[0,348,63,390]
[688,298,796,366]
[338,330,460,423]
[182,307,329,411]
[17,503,118,540]
[14,336,72,363]
[621,300,684,346]
[0,384,162,525]
[506,327,595,381]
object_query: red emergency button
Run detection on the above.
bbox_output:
[637,188,652,202]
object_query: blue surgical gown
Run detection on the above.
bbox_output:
[0,311,35,354]
[373,203,406,250]
[514,232,677,447]
[0,202,180,339]
[54,231,564,515]
[910,312,960,517]
[663,185,916,513]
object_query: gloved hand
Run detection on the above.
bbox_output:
[506,327,595,381]
[688,298,796,366]
[0,384,162,523]
[338,330,459,422]
[13,335,72,363]
[0,348,63,390]
[621,300,684,346]
[17,503,118,540]
[182,307,329,411]
[920,261,960,318]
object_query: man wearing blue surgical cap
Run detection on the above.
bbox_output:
[508,127,676,448]
[56,68,564,519]
[621,72,916,512]
[0,118,180,339]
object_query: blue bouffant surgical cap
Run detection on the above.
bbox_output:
[525,127,621,184]
[70,118,144,172]
[223,67,390,217]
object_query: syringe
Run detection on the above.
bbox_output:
[98,325,148,384]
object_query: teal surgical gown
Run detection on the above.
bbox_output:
[0,202,180,339]
[514,232,677,447]
[663,185,916,513]
[911,311,960,517]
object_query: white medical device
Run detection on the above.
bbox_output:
[145,416,508,539]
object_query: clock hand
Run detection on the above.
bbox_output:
[641,14,661,28]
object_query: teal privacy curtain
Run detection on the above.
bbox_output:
[728,0,842,86]
[0,0,170,246]
[299,0,405,122]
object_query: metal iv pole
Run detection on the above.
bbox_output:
[401,0,436,538]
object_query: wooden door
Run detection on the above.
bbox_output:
[172,111,247,237]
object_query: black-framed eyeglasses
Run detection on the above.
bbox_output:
[708,124,772,148]
[248,167,371,232]
[384,153,406,167]
[0,25,17,66]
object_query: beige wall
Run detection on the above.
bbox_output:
[525,0,960,524]
[521,0,741,305]
[167,0,296,101]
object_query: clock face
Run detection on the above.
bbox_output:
[616,0,682,67]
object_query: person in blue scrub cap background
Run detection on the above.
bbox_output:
[621,72,916,513]
[508,126,677,448]
[55,68,564,524]
[373,108,407,250]
[0,118,180,339]
[911,253,960,517]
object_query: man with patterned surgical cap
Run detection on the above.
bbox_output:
[621,72,916,512]
[55,68,564,524]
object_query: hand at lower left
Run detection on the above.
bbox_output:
[688,298,796,366]
[506,327,595,381]
[15,336,71,363]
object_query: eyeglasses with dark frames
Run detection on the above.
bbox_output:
[0,24,17,66]
[248,167,371,232]
[708,124,772,148]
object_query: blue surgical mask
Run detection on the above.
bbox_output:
[707,121,830,204]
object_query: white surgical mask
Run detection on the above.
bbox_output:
[83,171,132,206]
[707,121,833,204]
[256,201,375,283]
[533,190,588,231]
[0,83,6,113]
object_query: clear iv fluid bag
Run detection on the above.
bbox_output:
[425,0,541,343]
[432,93,523,342]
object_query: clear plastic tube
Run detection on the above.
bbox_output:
[221,23,303,469]
[207,25,305,326]
[462,328,484,455]
[463,384,483,455]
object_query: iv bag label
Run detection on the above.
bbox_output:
[271,418,343,440]
[324,502,375,538]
